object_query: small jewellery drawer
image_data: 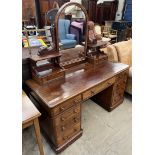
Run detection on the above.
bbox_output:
[82,77,115,100]
[54,104,81,126]
[51,94,81,116]
[56,122,81,146]
[55,114,80,134]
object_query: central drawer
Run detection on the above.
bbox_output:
[82,77,115,100]
[51,94,82,116]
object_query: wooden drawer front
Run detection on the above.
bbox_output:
[56,123,81,146]
[82,77,115,100]
[54,104,81,126]
[55,114,80,134]
[52,95,81,116]
[113,71,128,105]
[115,72,128,90]
[116,71,128,82]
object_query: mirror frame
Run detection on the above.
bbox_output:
[54,2,88,59]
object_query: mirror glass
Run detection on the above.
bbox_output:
[57,4,87,67]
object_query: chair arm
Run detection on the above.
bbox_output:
[106,45,119,62]
[66,34,76,40]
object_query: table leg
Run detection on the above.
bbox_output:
[34,118,44,155]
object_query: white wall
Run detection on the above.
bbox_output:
[97,0,114,4]
[70,0,81,3]
[115,0,125,20]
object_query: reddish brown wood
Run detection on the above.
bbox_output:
[96,1,118,25]
[22,0,36,21]
[25,61,129,153]
[38,0,70,27]
[92,70,128,111]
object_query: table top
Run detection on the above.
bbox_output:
[22,91,41,124]
[26,61,129,109]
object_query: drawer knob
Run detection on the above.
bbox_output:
[74,100,78,103]
[60,107,65,111]
[74,118,78,123]
[74,128,77,132]
[107,82,111,85]
[61,126,66,131]
[74,109,78,113]
[61,117,65,121]
[91,90,95,95]
[63,136,68,140]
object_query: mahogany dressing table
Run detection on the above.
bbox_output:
[25,61,128,153]
[23,2,129,153]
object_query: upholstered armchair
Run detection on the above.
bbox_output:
[58,19,77,49]
[105,40,132,94]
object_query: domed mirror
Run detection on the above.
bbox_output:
[54,2,88,67]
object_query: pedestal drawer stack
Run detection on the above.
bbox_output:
[112,71,128,105]
[52,101,81,147]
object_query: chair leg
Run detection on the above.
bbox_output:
[34,118,44,155]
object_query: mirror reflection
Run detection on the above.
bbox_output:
[57,4,86,66]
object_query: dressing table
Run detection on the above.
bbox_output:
[23,2,129,153]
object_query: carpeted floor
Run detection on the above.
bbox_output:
[22,94,132,155]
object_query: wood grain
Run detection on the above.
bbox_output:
[22,91,41,125]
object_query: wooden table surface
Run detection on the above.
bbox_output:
[22,91,44,155]
[26,61,129,108]
[22,91,41,124]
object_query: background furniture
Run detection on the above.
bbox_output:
[105,39,132,94]
[112,21,132,41]
[96,0,118,25]
[70,19,86,44]
[22,0,36,24]
[82,0,118,24]
[58,19,77,49]
[22,91,44,155]
[101,25,118,43]
[82,0,98,22]
[122,0,132,21]
[94,24,111,42]
[37,0,70,27]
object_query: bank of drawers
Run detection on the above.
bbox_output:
[113,71,128,104]
[51,97,81,146]
[51,76,117,147]
[83,77,115,100]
